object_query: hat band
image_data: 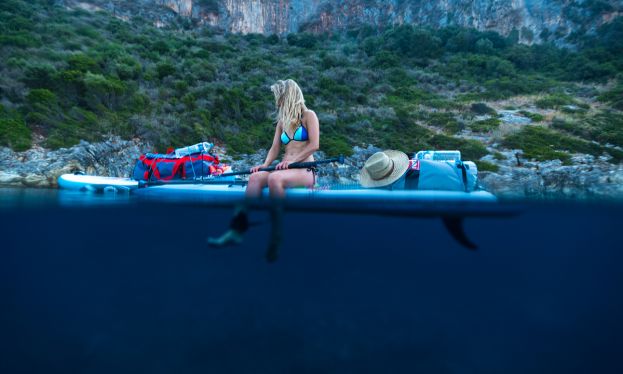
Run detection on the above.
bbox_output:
[372,160,395,180]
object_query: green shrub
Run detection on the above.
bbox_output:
[373,120,432,152]
[597,82,623,110]
[114,56,141,80]
[266,34,280,45]
[156,62,176,79]
[535,93,576,109]
[470,117,500,133]
[518,111,544,122]
[152,40,170,54]
[0,33,41,48]
[82,72,128,111]
[475,38,495,55]
[427,112,463,134]
[129,92,151,113]
[26,89,58,106]
[0,106,31,151]
[383,25,442,59]
[483,75,551,97]
[502,125,619,164]
[3,15,35,32]
[470,102,496,115]
[475,160,499,172]
[562,55,617,81]
[24,89,62,130]
[287,33,318,48]
[440,54,516,81]
[371,51,400,68]
[321,135,354,157]
[318,77,353,101]
[502,127,571,163]
[551,112,623,148]
[22,63,57,89]
[67,53,100,73]
[75,25,101,40]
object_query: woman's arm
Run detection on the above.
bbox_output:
[250,123,282,172]
[264,123,281,166]
[282,111,320,165]
[264,123,283,165]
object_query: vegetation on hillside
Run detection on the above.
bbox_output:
[0,0,622,165]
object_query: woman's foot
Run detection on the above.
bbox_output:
[207,229,244,248]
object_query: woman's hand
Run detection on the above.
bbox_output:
[275,160,290,170]
[250,164,268,173]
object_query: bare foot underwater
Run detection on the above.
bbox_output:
[206,208,248,248]
[206,201,284,264]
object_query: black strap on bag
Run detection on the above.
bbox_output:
[455,161,469,192]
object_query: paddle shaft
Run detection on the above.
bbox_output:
[138,155,344,187]
[218,155,344,177]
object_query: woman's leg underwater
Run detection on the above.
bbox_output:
[207,171,271,247]
[264,169,315,262]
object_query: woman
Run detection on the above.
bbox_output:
[247,79,320,197]
[208,79,319,256]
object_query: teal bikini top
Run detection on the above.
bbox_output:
[281,123,309,145]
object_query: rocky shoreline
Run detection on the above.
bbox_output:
[1,139,622,200]
[0,137,146,188]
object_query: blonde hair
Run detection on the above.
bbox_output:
[270,79,307,134]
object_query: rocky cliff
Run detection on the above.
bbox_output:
[65,0,622,43]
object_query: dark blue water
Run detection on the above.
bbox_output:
[1,189,622,373]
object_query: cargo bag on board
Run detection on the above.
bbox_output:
[404,150,478,192]
[132,143,230,182]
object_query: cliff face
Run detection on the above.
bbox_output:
[64,1,621,43]
[156,0,620,43]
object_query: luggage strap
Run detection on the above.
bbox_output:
[455,161,469,193]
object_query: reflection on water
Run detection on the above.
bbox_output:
[1,187,134,208]
[1,188,622,373]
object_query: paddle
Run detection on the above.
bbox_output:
[218,155,345,177]
[138,155,345,187]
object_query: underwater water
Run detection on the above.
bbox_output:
[0,188,622,373]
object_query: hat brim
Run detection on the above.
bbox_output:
[359,150,410,188]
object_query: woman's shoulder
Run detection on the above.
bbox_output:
[302,109,318,121]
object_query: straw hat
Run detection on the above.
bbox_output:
[359,150,410,188]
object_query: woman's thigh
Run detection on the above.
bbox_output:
[248,171,270,186]
[268,169,314,188]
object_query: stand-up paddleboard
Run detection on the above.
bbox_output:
[58,173,139,192]
[59,173,518,250]
[59,173,502,217]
